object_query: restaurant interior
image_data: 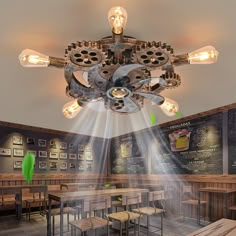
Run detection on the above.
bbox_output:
[1,0,236,235]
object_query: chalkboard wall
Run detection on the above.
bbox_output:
[111,112,224,175]
[228,108,236,174]
[0,123,108,174]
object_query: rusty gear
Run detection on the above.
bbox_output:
[131,41,174,69]
[65,41,107,71]
[160,72,181,89]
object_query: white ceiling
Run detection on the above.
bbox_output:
[0,0,235,138]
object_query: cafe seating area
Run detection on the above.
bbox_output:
[1,172,236,235]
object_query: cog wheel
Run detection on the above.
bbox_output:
[65,41,107,71]
[160,72,181,89]
[131,41,174,69]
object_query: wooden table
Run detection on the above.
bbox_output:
[47,188,149,236]
[187,218,236,236]
[60,183,96,190]
[197,187,236,225]
[0,185,47,218]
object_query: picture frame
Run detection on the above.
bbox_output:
[60,162,68,170]
[38,150,47,158]
[13,148,24,157]
[86,162,93,171]
[13,160,22,169]
[78,161,86,171]
[69,143,75,150]
[69,153,77,160]
[59,152,68,160]
[49,161,57,170]
[27,150,37,157]
[12,135,23,145]
[26,137,35,145]
[0,147,11,156]
[49,140,57,149]
[49,152,59,159]
[39,161,47,170]
[60,142,67,150]
[38,139,47,147]
[78,145,84,152]
[69,163,76,170]
[78,154,85,160]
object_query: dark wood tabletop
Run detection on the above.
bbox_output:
[187,218,236,236]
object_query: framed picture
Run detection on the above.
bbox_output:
[27,150,37,157]
[69,163,76,170]
[78,145,84,152]
[49,140,57,149]
[13,148,24,157]
[60,142,67,150]
[78,161,86,171]
[39,161,47,170]
[78,154,85,160]
[69,143,75,150]
[86,162,93,171]
[13,160,22,169]
[27,138,35,145]
[49,152,59,159]
[49,161,57,170]
[12,135,23,145]
[85,152,93,161]
[59,152,68,159]
[0,148,11,156]
[38,139,47,147]
[38,150,47,158]
[69,153,77,160]
[60,162,68,170]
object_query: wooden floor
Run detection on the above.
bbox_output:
[0,212,201,236]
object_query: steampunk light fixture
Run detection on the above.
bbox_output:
[19,6,219,119]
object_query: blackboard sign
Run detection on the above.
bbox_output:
[228,108,236,174]
[151,113,223,174]
[110,134,148,174]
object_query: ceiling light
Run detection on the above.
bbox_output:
[19,6,219,118]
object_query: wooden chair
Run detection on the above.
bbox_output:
[46,207,77,236]
[181,185,207,222]
[25,185,48,221]
[69,196,112,235]
[107,193,142,236]
[132,190,165,236]
[0,188,22,218]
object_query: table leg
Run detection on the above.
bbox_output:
[47,197,52,236]
[208,192,212,222]
[197,191,201,225]
[16,190,22,219]
[223,193,228,219]
[60,201,64,236]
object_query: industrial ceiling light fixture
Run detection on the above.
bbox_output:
[19,6,219,119]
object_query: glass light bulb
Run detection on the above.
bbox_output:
[62,100,82,119]
[160,97,179,116]
[188,46,219,64]
[108,6,128,34]
[18,49,50,67]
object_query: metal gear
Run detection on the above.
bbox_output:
[160,72,181,89]
[131,41,174,69]
[65,41,107,71]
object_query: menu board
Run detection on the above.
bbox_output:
[151,113,223,174]
[110,135,147,174]
[228,108,236,174]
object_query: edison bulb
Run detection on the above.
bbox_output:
[160,97,179,116]
[62,100,82,119]
[108,6,128,34]
[19,49,50,67]
[188,46,219,64]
